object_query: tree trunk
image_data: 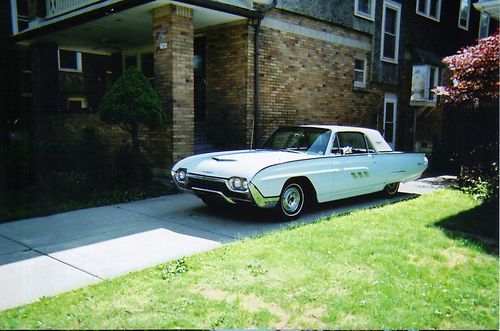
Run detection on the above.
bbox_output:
[130,122,142,183]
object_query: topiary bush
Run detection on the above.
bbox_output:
[100,67,165,183]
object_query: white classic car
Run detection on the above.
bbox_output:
[172,125,428,218]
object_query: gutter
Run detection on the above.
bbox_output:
[251,0,277,149]
[11,0,261,43]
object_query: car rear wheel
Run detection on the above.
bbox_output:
[383,182,400,196]
[279,182,305,218]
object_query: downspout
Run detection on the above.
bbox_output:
[251,0,277,149]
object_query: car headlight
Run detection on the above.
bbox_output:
[227,177,249,192]
[175,168,188,184]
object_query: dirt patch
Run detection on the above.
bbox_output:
[441,247,469,268]
[192,285,290,326]
[295,306,326,328]
[336,312,366,327]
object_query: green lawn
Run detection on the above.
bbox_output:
[0,189,498,329]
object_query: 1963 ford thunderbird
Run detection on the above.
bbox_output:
[172,125,428,218]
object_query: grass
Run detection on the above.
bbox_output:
[0,189,498,329]
[0,181,176,223]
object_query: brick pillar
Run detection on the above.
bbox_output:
[153,4,194,165]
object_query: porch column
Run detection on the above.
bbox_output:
[153,4,194,165]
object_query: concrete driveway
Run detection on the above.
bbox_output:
[0,176,455,310]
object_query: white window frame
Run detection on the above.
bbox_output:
[67,96,88,111]
[354,57,368,88]
[354,0,375,21]
[410,64,441,103]
[479,12,490,39]
[383,93,398,150]
[58,49,83,72]
[10,0,18,35]
[380,0,401,64]
[416,0,442,22]
[458,0,471,31]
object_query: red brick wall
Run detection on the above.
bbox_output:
[256,10,384,141]
[203,21,252,150]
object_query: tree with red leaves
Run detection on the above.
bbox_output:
[433,32,499,106]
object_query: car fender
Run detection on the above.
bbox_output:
[250,157,334,200]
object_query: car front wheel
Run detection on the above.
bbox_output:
[279,182,305,218]
[383,182,400,196]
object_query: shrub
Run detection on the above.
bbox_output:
[457,142,499,204]
[38,171,91,199]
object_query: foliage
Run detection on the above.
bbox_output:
[433,32,499,105]
[458,156,499,204]
[0,130,175,222]
[100,67,164,182]
[158,258,190,280]
[0,190,498,329]
[0,140,34,189]
[100,67,164,150]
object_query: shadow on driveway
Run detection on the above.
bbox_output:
[0,191,417,267]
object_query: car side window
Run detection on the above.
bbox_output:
[331,135,342,155]
[365,136,376,153]
[337,132,369,154]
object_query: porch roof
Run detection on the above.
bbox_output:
[13,0,258,54]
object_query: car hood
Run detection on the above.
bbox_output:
[174,150,316,180]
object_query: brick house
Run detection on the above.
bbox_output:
[0,0,498,174]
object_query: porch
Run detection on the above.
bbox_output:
[15,0,261,170]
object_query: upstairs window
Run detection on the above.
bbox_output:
[354,58,367,88]
[58,49,82,72]
[479,12,490,39]
[416,0,441,21]
[458,0,471,30]
[381,0,401,63]
[411,64,441,103]
[355,0,375,20]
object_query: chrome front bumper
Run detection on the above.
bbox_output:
[171,171,278,208]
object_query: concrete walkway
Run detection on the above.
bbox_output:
[0,175,455,310]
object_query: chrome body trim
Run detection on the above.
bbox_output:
[187,173,227,182]
[249,183,279,208]
[191,187,236,204]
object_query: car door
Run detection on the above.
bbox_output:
[329,132,377,199]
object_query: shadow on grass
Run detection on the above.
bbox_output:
[434,200,499,256]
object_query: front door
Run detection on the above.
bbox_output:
[194,36,206,123]
[194,36,212,153]
[383,93,398,150]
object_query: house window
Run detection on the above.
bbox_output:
[411,64,441,102]
[458,0,471,30]
[123,51,155,86]
[355,0,375,20]
[15,0,29,32]
[58,49,82,72]
[354,58,367,88]
[383,93,397,149]
[67,97,88,112]
[381,0,401,64]
[125,55,137,69]
[479,12,490,39]
[416,0,441,21]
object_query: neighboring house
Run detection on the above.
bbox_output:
[0,0,497,173]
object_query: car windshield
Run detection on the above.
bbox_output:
[261,127,332,155]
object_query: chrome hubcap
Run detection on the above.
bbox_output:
[282,186,302,215]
